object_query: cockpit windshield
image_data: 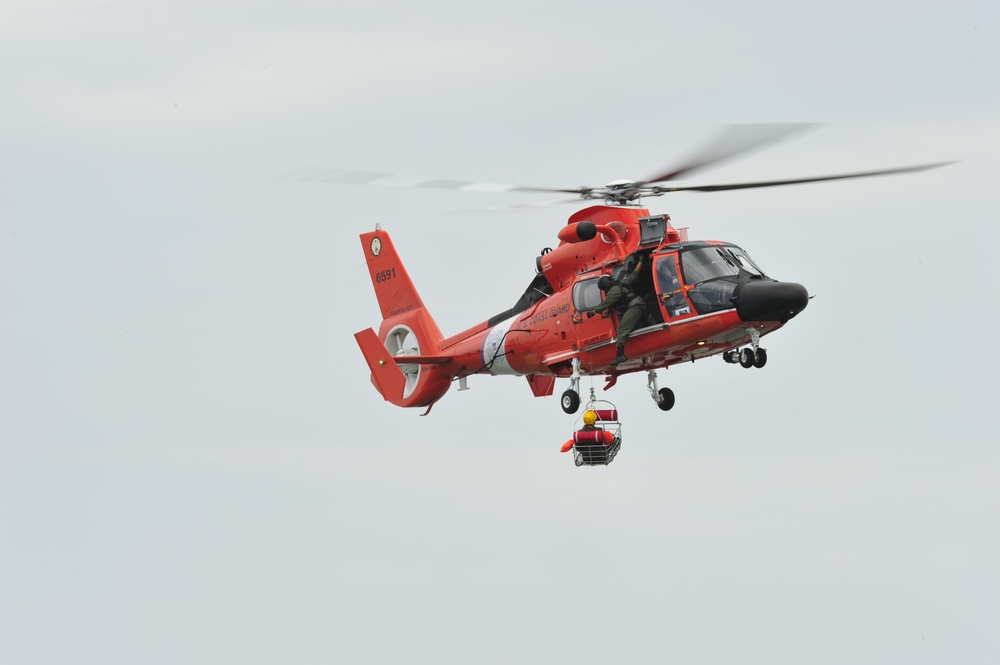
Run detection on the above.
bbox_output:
[728,247,765,276]
[673,244,768,316]
[681,245,765,284]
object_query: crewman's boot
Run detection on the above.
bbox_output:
[609,346,627,366]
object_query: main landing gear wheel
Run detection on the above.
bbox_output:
[752,348,767,368]
[561,389,580,414]
[739,348,755,368]
[646,370,675,413]
[656,387,675,412]
[723,349,739,364]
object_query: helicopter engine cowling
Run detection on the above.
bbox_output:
[536,206,649,289]
[556,221,597,243]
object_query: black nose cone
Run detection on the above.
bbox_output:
[735,281,809,322]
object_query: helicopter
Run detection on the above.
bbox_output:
[314,126,948,416]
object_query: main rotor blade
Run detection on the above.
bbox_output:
[651,162,953,194]
[453,197,587,213]
[282,167,587,195]
[643,123,817,185]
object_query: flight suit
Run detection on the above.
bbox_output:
[596,265,646,360]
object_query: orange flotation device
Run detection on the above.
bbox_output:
[561,427,615,452]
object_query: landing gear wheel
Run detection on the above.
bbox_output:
[656,387,675,412]
[753,348,768,368]
[561,389,580,414]
[723,349,739,364]
[739,348,755,368]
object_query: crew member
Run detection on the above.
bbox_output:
[593,254,646,366]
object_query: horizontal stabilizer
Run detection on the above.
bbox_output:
[393,355,451,366]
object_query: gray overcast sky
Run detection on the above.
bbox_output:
[2,1,998,663]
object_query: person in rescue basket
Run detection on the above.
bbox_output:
[560,410,613,459]
[591,253,646,366]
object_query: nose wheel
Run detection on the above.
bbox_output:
[723,327,767,369]
[724,346,767,368]
[740,347,767,368]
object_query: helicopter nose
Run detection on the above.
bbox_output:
[734,281,809,322]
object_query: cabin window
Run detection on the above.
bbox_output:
[572,278,603,311]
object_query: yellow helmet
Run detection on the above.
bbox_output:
[583,410,598,426]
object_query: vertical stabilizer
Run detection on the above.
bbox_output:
[361,230,433,324]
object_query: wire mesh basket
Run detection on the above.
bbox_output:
[569,399,622,467]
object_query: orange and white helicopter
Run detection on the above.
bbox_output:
[312,126,946,415]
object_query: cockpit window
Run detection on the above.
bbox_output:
[677,245,768,316]
[728,247,764,276]
[680,245,765,284]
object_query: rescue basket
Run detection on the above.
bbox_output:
[564,399,622,467]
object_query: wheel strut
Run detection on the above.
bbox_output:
[738,327,767,369]
[570,357,582,394]
[561,357,583,414]
[646,370,674,411]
